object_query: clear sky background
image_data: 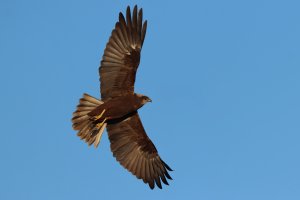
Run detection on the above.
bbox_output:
[1,0,300,199]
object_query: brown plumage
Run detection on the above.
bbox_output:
[72,5,172,189]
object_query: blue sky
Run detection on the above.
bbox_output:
[1,0,300,199]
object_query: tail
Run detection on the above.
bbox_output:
[72,93,107,148]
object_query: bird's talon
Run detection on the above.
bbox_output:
[96,118,107,129]
[93,109,106,120]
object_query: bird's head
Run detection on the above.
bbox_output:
[136,94,152,105]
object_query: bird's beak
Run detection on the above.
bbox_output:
[148,98,152,103]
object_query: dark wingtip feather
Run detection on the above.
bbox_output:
[162,160,173,171]
[164,170,173,180]
[141,20,147,46]
[148,181,155,190]
[138,8,143,25]
[161,175,169,185]
[155,177,162,189]
[143,20,148,27]
[133,5,138,23]
[158,166,169,185]
[126,6,131,18]
[119,12,124,21]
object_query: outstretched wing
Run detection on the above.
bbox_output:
[99,5,147,100]
[107,113,173,189]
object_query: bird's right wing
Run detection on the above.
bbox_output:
[107,112,173,189]
[99,5,147,100]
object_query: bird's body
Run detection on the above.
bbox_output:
[88,93,151,121]
[72,5,172,189]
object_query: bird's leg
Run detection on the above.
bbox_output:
[96,118,107,129]
[93,109,106,120]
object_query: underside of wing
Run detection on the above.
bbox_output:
[100,5,147,100]
[106,112,173,189]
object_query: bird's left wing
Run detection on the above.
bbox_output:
[107,113,173,189]
[99,5,147,100]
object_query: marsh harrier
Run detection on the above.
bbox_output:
[72,5,172,189]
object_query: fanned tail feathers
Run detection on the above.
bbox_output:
[72,93,106,148]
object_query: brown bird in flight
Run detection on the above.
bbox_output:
[72,5,172,189]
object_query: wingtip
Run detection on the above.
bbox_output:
[164,180,169,185]
[164,170,173,180]
[161,159,173,171]
[149,182,155,190]
[157,182,162,189]
[134,4,138,10]
[126,5,131,13]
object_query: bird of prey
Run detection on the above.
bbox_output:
[72,5,172,189]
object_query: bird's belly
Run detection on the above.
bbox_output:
[89,95,139,121]
[105,101,137,120]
